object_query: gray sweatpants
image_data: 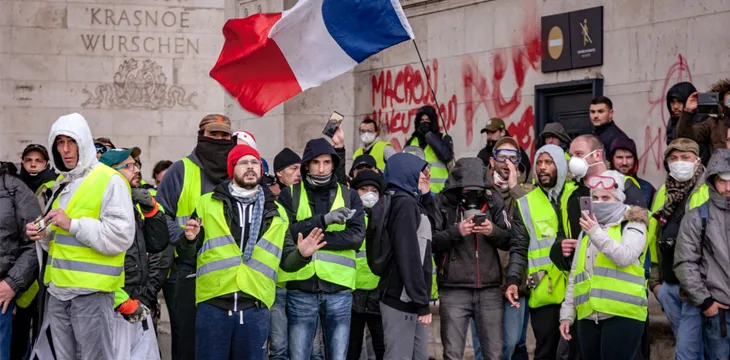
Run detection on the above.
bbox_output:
[439,287,504,360]
[46,292,116,360]
[379,302,429,360]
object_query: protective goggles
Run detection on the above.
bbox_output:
[492,149,521,164]
[585,175,618,190]
[94,142,109,155]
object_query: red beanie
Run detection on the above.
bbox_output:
[227,144,262,178]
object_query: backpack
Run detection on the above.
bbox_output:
[366,193,391,276]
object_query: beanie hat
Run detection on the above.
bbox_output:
[351,170,385,193]
[665,138,699,159]
[227,145,261,179]
[274,148,301,173]
[233,130,258,150]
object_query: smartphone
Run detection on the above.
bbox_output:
[321,111,344,138]
[472,214,488,226]
[579,196,592,215]
[34,219,52,233]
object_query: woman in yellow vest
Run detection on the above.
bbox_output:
[558,170,649,360]
[179,145,324,360]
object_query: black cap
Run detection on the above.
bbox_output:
[21,144,50,161]
[274,148,301,173]
[349,154,378,177]
[351,170,385,193]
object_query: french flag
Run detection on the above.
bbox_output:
[210,0,414,116]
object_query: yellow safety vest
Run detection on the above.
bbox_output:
[406,137,449,193]
[194,193,288,308]
[516,182,577,309]
[278,183,357,289]
[44,166,129,292]
[15,281,38,308]
[354,141,391,171]
[574,225,648,322]
[355,216,379,290]
[648,184,709,264]
[175,158,202,227]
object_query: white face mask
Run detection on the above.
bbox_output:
[361,133,376,145]
[360,191,379,209]
[569,150,599,178]
[668,160,697,182]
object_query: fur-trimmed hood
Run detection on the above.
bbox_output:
[623,205,649,226]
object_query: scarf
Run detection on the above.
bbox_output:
[229,183,265,261]
[195,135,234,186]
[19,166,57,193]
[594,202,628,225]
[661,165,705,218]
[306,173,332,187]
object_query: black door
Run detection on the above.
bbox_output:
[534,79,603,145]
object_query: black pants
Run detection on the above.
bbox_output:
[11,300,37,359]
[530,304,561,360]
[176,270,197,360]
[346,311,385,360]
[576,317,645,360]
[163,280,179,360]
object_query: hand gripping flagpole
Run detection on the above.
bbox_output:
[412,40,449,136]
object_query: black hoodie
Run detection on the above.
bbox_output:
[405,106,454,164]
[277,138,365,293]
[666,82,697,145]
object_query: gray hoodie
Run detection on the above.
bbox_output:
[533,144,568,203]
[674,149,730,309]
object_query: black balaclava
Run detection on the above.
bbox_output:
[195,135,235,185]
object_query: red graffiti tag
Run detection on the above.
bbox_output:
[639,54,692,174]
[370,59,458,151]
[461,20,541,156]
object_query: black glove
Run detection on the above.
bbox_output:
[417,122,431,136]
[324,207,350,225]
[131,188,155,212]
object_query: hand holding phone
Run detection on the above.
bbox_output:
[472,214,488,226]
[34,219,52,233]
[579,196,592,216]
[322,112,344,138]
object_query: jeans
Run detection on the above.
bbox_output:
[195,302,270,360]
[470,319,482,360]
[270,288,289,360]
[704,310,730,360]
[11,299,35,360]
[439,288,503,360]
[162,279,179,360]
[0,301,13,360]
[503,297,528,360]
[656,283,704,360]
[287,290,352,360]
[576,317,645,360]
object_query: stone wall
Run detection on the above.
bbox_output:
[0,0,225,181]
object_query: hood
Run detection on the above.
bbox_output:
[414,105,440,134]
[384,153,427,198]
[609,137,639,175]
[533,144,568,200]
[540,123,571,145]
[48,113,98,177]
[442,157,490,194]
[300,138,340,177]
[623,205,649,226]
[666,82,697,115]
[706,148,730,190]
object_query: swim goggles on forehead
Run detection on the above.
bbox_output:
[492,149,521,164]
[585,175,618,190]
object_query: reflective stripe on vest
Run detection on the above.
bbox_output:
[407,137,449,193]
[278,182,357,289]
[574,225,648,322]
[354,141,391,171]
[517,188,568,309]
[195,192,288,308]
[355,216,379,290]
[176,158,202,227]
[647,184,708,264]
[44,165,128,292]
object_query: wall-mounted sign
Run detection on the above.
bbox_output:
[541,13,571,72]
[541,6,603,72]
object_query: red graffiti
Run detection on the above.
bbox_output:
[370,59,458,151]
[639,54,692,174]
[462,20,541,156]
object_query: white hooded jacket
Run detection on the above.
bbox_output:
[42,113,135,300]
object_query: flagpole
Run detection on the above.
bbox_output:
[412,40,449,136]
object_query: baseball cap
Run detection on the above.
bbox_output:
[199,114,232,135]
[99,147,141,167]
[481,118,506,133]
[664,138,699,159]
[21,144,50,161]
[233,130,258,150]
[719,172,730,181]
[493,137,520,152]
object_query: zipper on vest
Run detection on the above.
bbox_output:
[475,235,480,286]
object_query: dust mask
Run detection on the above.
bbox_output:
[569,150,599,178]
[361,133,376,145]
[360,192,379,209]
[668,160,697,182]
